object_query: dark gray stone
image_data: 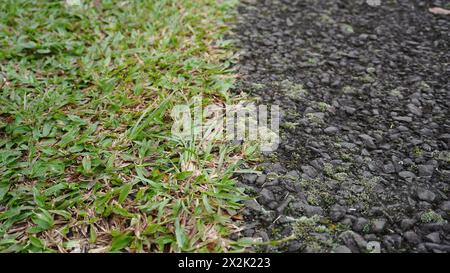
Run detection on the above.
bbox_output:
[393,116,412,122]
[332,245,352,253]
[424,232,441,244]
[276,196,293,213]
[244,199,263,212]
[371,219,387,233]
[255,174,267,186]
[339,231,367,253]
[398,171,416,181]
[417,188,436,202]
[303,204,324,217]
[324,126,339,134]
[259,188,275,203]
[359,134,376,149]
[403,231,420,245]
[440,201,450,212]
[243,174,258,184]
[407,103,422,116]
[383,235,402,250]
[417,165,434,177]
[383,163,395,174]
[300,165,318,178]
[330,204,346,221]
[400,219,416,230]
[353,217,369,232]
[287,241,302,252]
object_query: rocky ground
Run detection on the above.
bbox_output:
[232,0,450,253]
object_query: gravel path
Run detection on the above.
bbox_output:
[232,0,450,253]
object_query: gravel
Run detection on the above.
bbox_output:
[233,0,450,253]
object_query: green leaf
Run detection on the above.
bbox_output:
[31,209,54,231]
[41,122,52,137]
[29,236,45,250]
[175,171,192,180]
[0,208,19,221]
[0,182,10,201]
[49,210,72,220]
[44,183,68,197]
[59,127,79,147]
[202,194,213,213]
[143,223,160,235]
[89,225,97,244]
[175,218,188,250]
[110,232,133,252]
[82,155,92,174]
[106,153,116,172]
[118,183,132,204]
[32,187,46,208]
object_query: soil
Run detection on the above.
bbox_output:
[231,0,450,253]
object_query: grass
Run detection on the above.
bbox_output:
[0,0,254,252]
